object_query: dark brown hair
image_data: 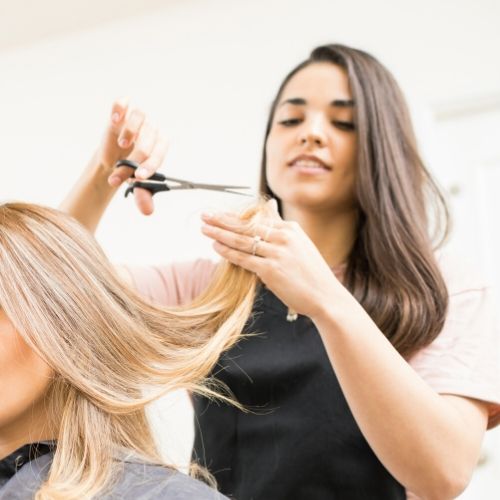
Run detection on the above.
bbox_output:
[259,44,450,358]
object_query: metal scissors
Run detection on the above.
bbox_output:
[115,159,252,198]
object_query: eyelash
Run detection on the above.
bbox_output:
[278,119,355,131]
[278,119,302,126]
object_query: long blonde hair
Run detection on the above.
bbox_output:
[0,202,264,499]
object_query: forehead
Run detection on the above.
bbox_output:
[279,62,352,104]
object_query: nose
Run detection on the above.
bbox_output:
[299,115,327,147]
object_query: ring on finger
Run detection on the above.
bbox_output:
[251,235,262,256]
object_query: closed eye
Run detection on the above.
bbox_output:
[278,118,302,127]
[333,121,355,131]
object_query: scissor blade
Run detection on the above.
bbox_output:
[167,185,253,196]
[217,189,254,197]
[191,182,250,190]
[186,184,253,196]
[162,176,249,190]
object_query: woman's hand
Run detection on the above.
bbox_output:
[201,200,350,320]
[98,98,169,215]
[61,99,169,232]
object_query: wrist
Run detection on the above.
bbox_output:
[88,150,109,176]
[309,286,360,329]
[87,151,119,193]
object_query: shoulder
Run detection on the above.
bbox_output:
[434,248,491,294]
[121,258,219,306]
[2,456,227,500]
[0,454,52,498]
[409,248,500,428]
[122,258,218,287]
[112,461,227,500]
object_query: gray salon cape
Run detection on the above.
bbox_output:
[0,452,227,500]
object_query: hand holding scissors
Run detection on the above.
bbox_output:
[114,159,252,199]
[98,98,169,215]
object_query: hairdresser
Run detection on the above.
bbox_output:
[62,44,500,500]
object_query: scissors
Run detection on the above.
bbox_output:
[115,159,252,198]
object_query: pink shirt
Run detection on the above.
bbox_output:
[123,252,500,499]
[123,252,500,429]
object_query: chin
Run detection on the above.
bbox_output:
[277,187,333,208]
[279,188,357,215]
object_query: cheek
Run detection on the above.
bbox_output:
[331,135,358,192]
[0,328,53,428]
[333,160,358,209]
[264,133,287,193]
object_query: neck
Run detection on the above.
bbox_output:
[282,204,358,267]
[0,399,56,460]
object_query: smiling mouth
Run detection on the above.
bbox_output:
[288,158,332,172]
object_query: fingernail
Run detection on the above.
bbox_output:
[111,112,121,124]
[119,138,129,148]
[108,176,121,187]
[136,167,149,179]
[201,212,214,220]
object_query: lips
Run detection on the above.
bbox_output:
[288,154,332,171]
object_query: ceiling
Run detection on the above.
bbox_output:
[0,0,172,52]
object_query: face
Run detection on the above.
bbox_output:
[0,308,53,437]
[265,62,358,214]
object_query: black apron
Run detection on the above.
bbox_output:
[193,286,405,500]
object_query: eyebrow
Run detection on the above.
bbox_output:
[280,98,355,108]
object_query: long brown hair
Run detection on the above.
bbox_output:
[259,44,450,358]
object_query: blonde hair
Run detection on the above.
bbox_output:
[0,201,267,499]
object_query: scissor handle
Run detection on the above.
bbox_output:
[115,159,166,182]
[124,181,171,198]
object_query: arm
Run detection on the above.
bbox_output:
[60,98,168,233]
[60,149,119,233]
[201,204,490,500]
[311,298,487,499]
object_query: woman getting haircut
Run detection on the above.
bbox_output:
[62,44,500,499]
[0,202,266,499]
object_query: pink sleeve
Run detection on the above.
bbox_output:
[122,259,218,307]
[408,253,500,430]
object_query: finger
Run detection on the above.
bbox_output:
[109,97,130,134]
[204,218,279,244]
[108,165,135,187]
[117,108,145,149]
[134,136,169,180]
[201,212,283,243]
[201,211,285,236]
[106,99,131,187]
[212,241,263,275]
[201,211,247,232]
[128,120,157,165]
[201,223,275,257]
[133,187,155,216]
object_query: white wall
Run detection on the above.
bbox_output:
[1,0,498,493]
[1,0,499,264]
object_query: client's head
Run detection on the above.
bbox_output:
[0,202,261,499]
